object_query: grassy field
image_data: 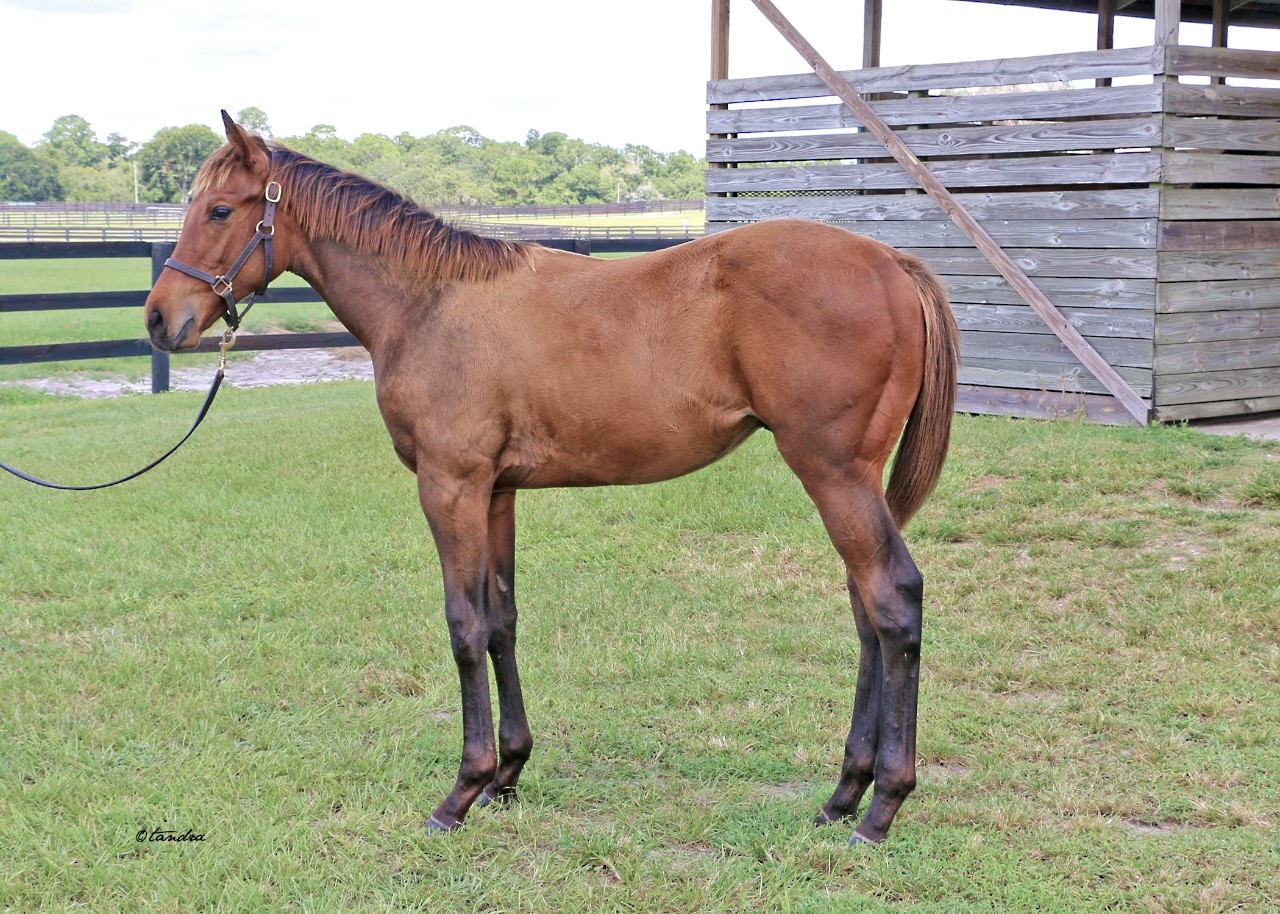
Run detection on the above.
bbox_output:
[1,382,1277,912]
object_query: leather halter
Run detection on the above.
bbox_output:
[163,152,282,331]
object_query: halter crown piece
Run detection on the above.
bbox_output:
[162,150,283,333]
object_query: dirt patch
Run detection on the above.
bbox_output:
[7,347,374,399]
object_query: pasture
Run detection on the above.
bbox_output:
[1,381,1277,912]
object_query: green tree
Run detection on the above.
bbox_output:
[0,131,62,200]
[135,124,221,203]
[236,106,272,138]
[104,132,137,165]
[285,125,354,169]
[59,164,134,202]
[41,114,106,168]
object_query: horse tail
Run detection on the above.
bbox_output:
[885,252,959,529]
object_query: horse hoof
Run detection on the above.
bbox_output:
[848,828,881,847]
[476,786,517,809]
[425,814,461,835]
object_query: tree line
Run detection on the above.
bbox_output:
[0,107,705,207]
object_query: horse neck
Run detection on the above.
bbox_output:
[288,239,425,357]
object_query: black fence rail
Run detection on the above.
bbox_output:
[0,236,695,393]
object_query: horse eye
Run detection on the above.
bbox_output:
[210,205,233,221]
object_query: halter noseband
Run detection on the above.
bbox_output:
[163,152,282,332]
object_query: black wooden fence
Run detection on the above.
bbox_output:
[0,237,692,393]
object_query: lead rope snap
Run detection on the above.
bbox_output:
[218,327,237,373]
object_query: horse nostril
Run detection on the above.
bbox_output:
[147,309,164,332]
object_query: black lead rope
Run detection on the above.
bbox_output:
[0,368,224,491]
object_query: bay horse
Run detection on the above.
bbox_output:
[144,113,959,845]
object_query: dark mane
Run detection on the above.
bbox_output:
[193,139,533,285]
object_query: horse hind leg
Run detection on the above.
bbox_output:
[791,469,924,845]
[814,583,883,827]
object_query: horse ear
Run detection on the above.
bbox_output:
[221,109,267,175]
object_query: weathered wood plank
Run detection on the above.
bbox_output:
[706,116,1162,164]
[1154,393,1280,422]
[707,85,1164,135]
[957,384,1140,425]
[1155,337,1280,374]
[948,275,1155,310]
[955,302,1154,338]
[705,153,1161,194]
[1160,220,1280,252]
[1162,152,1280,186]
[706,188,1160,223]
[960,358,1152,397]
[707,46,1163,104]
[1155,364,1280,406]
[911,247,1157,279]
[1164,83,1280,119]
[1159,250,1280,282]
[1164,116,1280,154]
[1157,309,1280,344]
[820,218,1158,249]
[962,329,1152,368]
[1158,277,1280,313]
[1165,45,1280,81]
[1161,187,1280,221]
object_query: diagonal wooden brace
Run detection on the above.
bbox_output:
[747,0,1151,426]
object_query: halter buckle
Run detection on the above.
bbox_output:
[211,276,233,297]
[265,181,282,203]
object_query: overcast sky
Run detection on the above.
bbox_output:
[2,0,1273,153]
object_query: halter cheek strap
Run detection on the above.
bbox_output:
[163,158,282,332]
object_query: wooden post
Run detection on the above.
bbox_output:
[862,0,882,70]
[150,242,172,394]
[711,0,730,82]
[709,0,732,188]
[1155,0,1180,50]
[746,0,1151,425]
[1096,0,1116,87]
[1212,0,1229,85]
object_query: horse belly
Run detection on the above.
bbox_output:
[499,404,760,490]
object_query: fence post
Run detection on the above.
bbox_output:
[150,242,174,393]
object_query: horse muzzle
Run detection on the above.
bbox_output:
[145,303,200,352]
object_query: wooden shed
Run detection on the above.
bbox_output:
[707,0,1280,424]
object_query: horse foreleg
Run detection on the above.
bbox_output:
[419,473,498,833]
[477,490,534,807]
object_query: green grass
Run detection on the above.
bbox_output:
[2,386,1279,913]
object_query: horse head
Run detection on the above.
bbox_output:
[144,111,287,351]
